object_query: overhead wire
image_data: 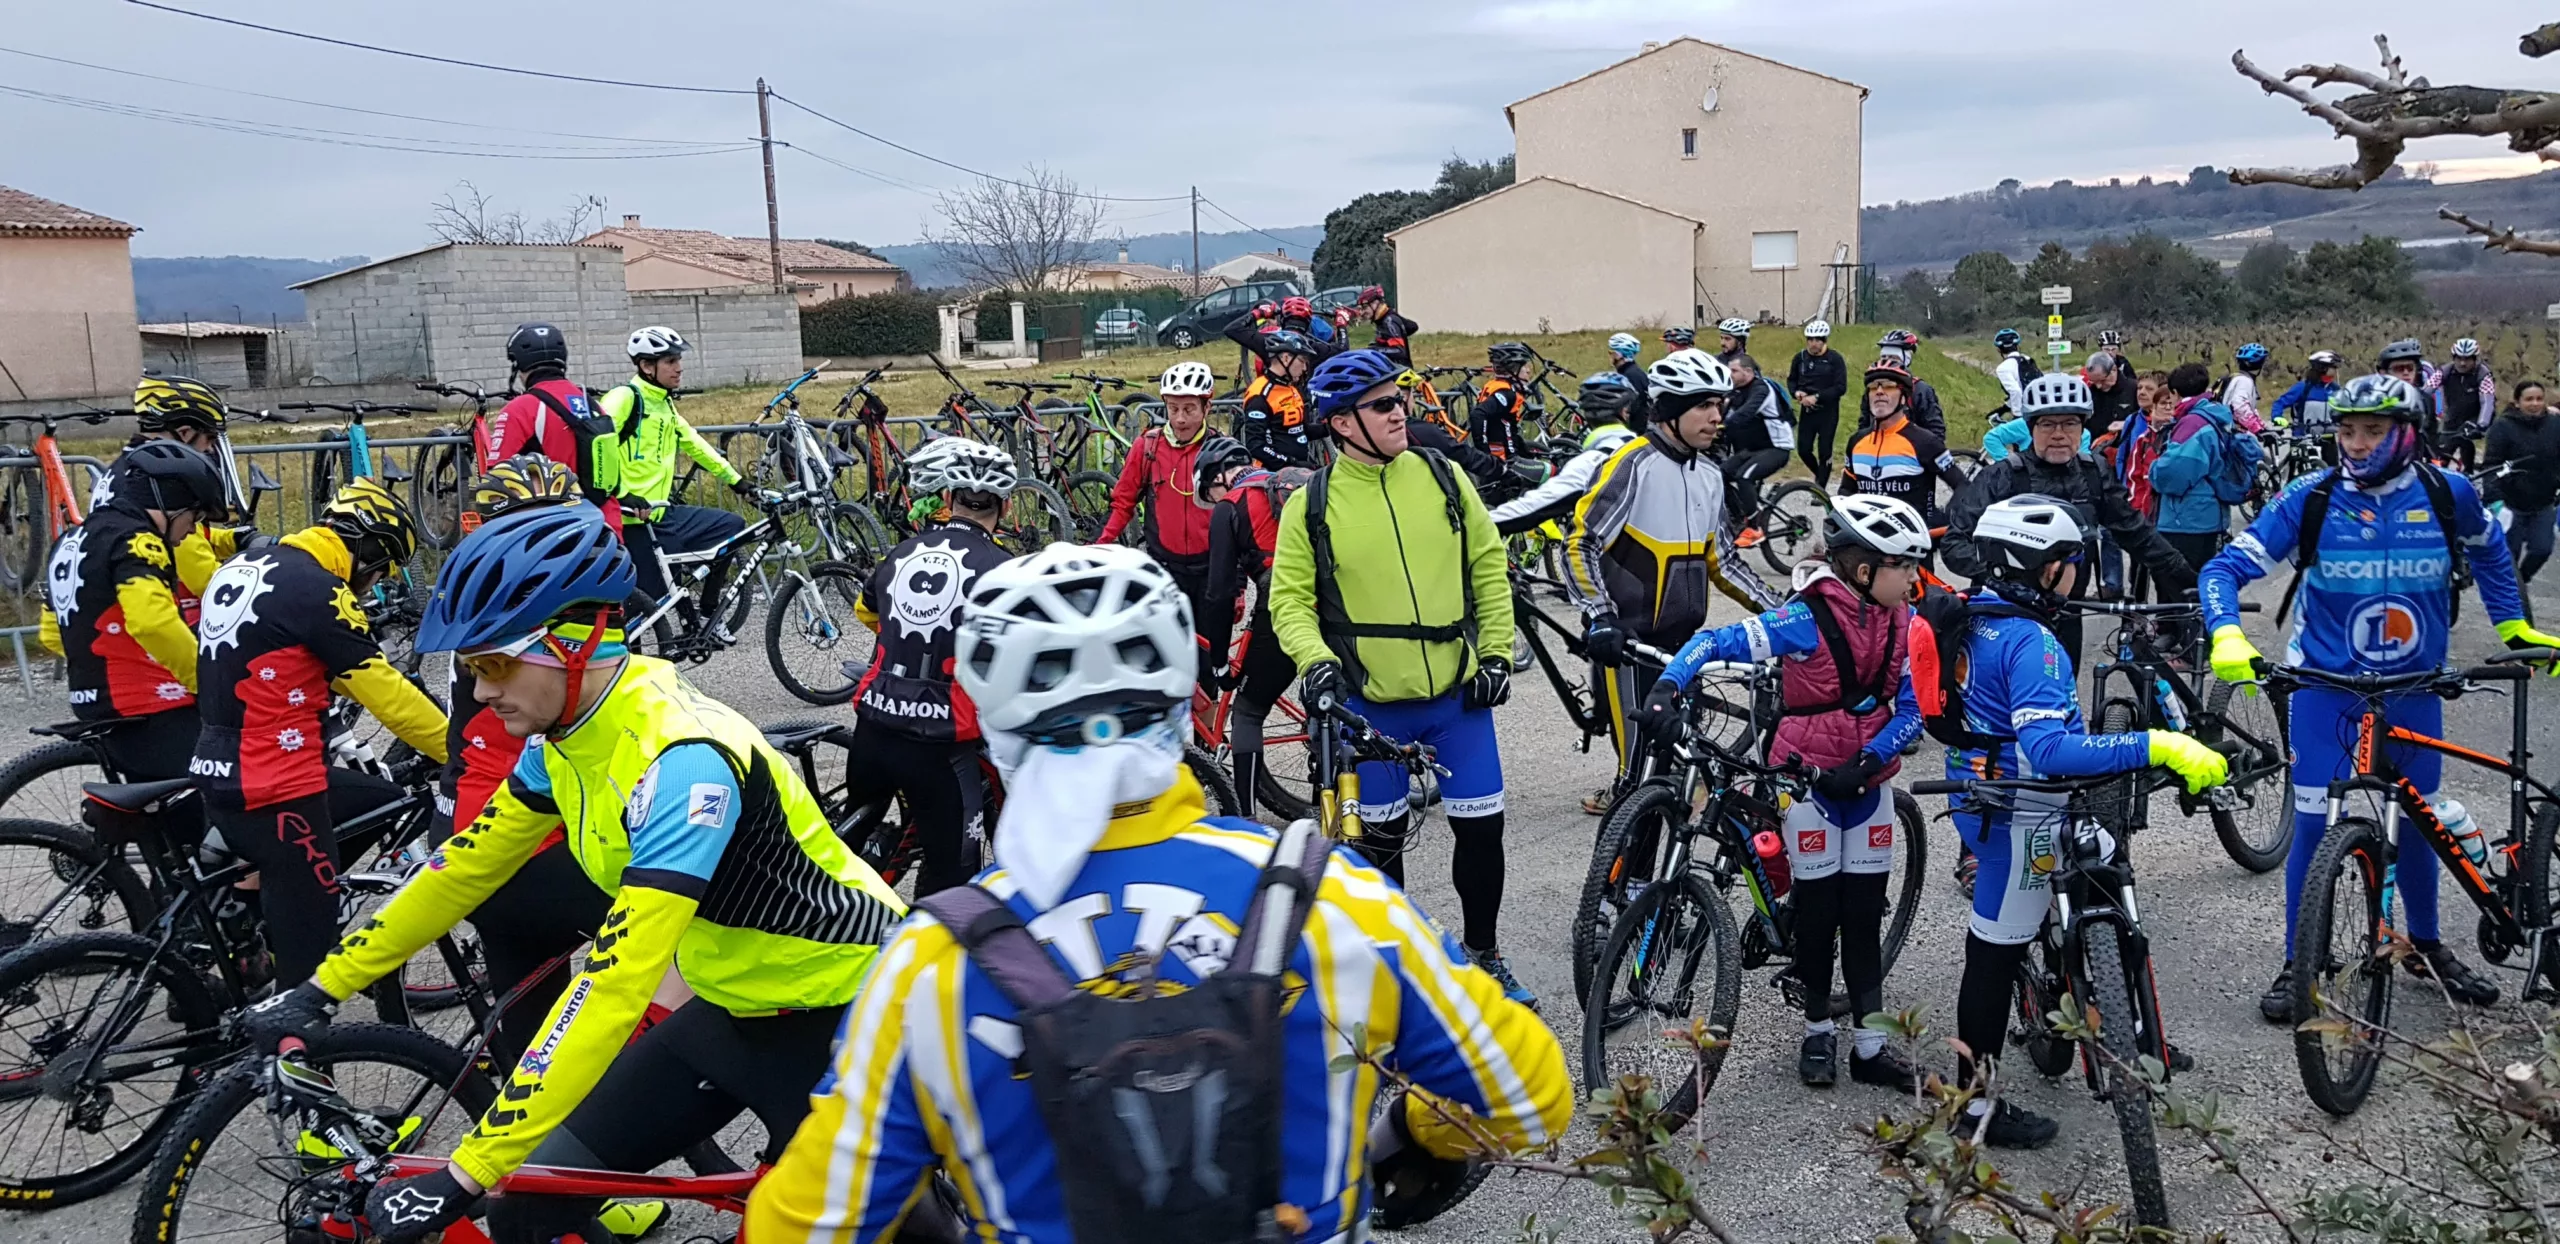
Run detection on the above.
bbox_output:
[768,91,1190,204]
[123,0,756,94]
[1197,195,1314,252]
[0,83,757,160]
[774,142,942,198]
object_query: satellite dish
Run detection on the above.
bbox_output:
[1701,85,1719,113]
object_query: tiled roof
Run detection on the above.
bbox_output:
[1070,259,1194,285]
[139,321,277,338]
[0,186,138,237]
[583,226,901,283]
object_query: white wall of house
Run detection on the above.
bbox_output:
[1392,179,1703,334]
[0,234,141,401]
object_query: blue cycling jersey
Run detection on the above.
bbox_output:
[1660,599,1923,764]
[2199,466,2524,675]
[1945,586,2155,781]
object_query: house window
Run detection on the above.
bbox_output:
[1681,128,1697,159]
[1751,231,1799,271]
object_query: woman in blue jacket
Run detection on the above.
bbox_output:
[2148,362,2237,575]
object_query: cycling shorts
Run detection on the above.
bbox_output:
[1343,689,1502,821]
[1785,785,1897,882]
[1962,784,2067,946]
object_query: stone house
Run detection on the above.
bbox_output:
[0,186,142,402]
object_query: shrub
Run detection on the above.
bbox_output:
[801,290,937,357]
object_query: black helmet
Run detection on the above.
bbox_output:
[1577,371,1638,418]
[1488,341,1532,369]
[2377,338,2424,367]
[110,440,228,519]
[506,322,570,373]
[1192,436,1253,497]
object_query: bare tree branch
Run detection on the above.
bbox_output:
[2228,34,2560,195]
[427,182,605,246]
[2524,20,2560,58]
[2440,206,2560,256]
[2227,50,2402,189]
[925,166,1107,299]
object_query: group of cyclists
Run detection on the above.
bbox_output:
[14,296,2560,1242]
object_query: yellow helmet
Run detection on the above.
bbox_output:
[468,455,582,523]
[133,375,227,433]
[321,477,418,578]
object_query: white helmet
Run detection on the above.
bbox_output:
[1803,319,1832,339]
[1973,494,2086,576]
[2019,373,2094,420]
[1717,317,1753,338]
[1824,494,1931,559]
[1646,348,1733,398]
[1159,360,1216,398]
[2451,336,2481,359]
[1607,332,1642,358]
[628,325,688,360]
[908,437,1017,496]
[956,542,1195,733]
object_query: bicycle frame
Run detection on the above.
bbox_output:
[1508,576,1614,747]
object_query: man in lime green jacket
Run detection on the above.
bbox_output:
[599,326,755,636]
[1267,348,1533,1005]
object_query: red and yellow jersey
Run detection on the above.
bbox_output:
[38,507,196,719]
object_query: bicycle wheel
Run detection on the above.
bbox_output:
[2290,815,2392,1116]
[2519,803,2560,998]
[0,739,108,837]
[0,930,227,1206]
[2015,936,2074,1076]
[1574,780,1683,1009]
[1580,870,1739,1131]
[766,562,872,707]
[407,435,466,551]
[1065,470,1118,542]
[1756,481,1829,574]
[0,464,45,594]
[996,479,1074,555]
[2202,679,2294,873]
[1184,745,1240,818]
[0,819,150,953]
[1252,696,1315,825]
[2081,929,2171,1230]
[2088,697,2143,833]
[829,501,897,578]
[305,435,344,526]
[1879,790,1928,975]
[128,1022,492,1244]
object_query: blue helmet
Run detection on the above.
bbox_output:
[1993,328,2022,351]
[1607,332,1641,361]
[1306,348,1405,419]
[2235,342,2270,368]
[1578,370,1638,415]
[1262,329,1318,359]
[420,505,636,654]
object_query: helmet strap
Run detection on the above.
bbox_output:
[552,606,614,733]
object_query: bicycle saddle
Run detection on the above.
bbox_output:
[34,715,147,743]
[762,720,851,751]
[82,777,199,814]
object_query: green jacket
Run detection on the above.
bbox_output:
[600,375,740,517]
[1269,450,1514,703]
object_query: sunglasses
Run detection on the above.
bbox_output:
[456,626,574,682]
[1355,394,1406,416]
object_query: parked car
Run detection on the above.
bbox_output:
[1093,307,1152,344]
[1156,279,1302,350]
[1309,285,1366,317]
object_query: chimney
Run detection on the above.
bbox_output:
[1641,40,1660,52]
[621,214,641,229]
[1275,246,1286,258]
[1118,245,1129,263]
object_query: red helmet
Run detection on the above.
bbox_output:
[1280,295,1313,319]
[1357,285,1385,304]
[1863,357,1915,392]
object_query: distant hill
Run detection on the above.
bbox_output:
[1862,169,2560,271]
[132,255,363,325]
[869,225,1323,291]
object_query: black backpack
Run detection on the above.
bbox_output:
[1907,584,2042,752]
[1302,448,1478,688]
[914,822,1331,1244]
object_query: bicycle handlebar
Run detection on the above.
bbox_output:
[413,381,505,403]
[2257,659,2535,696]
[276,400,437,415]
[1053,372,1135,389]
[0,411,113,426]
[985,380,1070,394]
[1316,701,1440,772]
[2068,600,2259,617]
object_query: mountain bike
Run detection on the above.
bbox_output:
[1303,696,1442,854]
[1505,568,1621,757]
[978,378,1120,539]
[2078,599,2292,871]
[408,381,509,550]
[279,399,436,524]
[2265,652,2560,1117]
[0,410,112,593]
[1190,627,1313,822]
[1914,766,2194,1232]
[737,367,894,577]
[1726,473,1829,575]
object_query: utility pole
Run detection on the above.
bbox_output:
[1190,186,1201,297]
[757,78,783,287]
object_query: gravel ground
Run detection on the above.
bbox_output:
[4,566,2557,1243]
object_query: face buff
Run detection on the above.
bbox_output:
[985,702,1188,910]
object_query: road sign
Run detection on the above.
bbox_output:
[2048,323,2066,341]
[2047,340,2073,357]
[2047,313,2064,328]
[2547,302,2560,321]
[2041,285,2074,307]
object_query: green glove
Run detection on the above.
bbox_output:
[2148,731,2229,794]
[2208,624,2262,686]
[2496,619,2560,674]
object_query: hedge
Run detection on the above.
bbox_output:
[802,290,938,357]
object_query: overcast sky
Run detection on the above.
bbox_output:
[4,0,2543,258]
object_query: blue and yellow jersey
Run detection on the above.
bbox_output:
[745,769,1571,1244]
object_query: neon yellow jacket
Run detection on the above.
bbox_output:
[600,375,740,516]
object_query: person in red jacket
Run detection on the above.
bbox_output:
[1098,360,1221,617]
[483,322,625,533]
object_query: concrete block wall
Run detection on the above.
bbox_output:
[299,263,430,384]
[628,286,802,390]
[420,245,630,389]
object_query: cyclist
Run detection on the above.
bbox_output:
[2084,350,2140,438]
[1662,325,1697,352]
[191,478,447,984]
[1941,495,2230,1147]
[1639,494,1932,1091]
[2485,378,2558,589]
[2221,342,2273,430]
[2271,349,2342,437]
[1472,341,1533,464]
[1719,353,1796,528]
[1239,329,1320,470]
[1608,331,1651,419]
[1567,350,1781,815]
[1269,348,1531,1002]
[1983,361,2093,464]
[1096,360,1218,618]
[1838,358,1961,529]
[1490,371,1642,537]
[2378,338,2441,435]
[2431,336,2496,457]
[245,504,905,1244]
[745,541,1569,1244]
[1195,435,1298,818]
[846,437,1017,896]
[2094,328,2132,375]
[40,441,228,779]
[1789,319,1849,481]
[1993,327,2041,414]
[1355,284,1419,366]
[1715,316,1752,363]
[602,325,757,634]
[489,321,625,531]
[127,375,258,598]
[2201,373,2558,1019]
[1228,294,1338,374]
[2149,362,2247,583]
[1873,328,1948,437]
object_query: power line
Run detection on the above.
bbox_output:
[123,0,755,94]
[0,43,726,145]
[768,91,1189,204]
[1198,195,1312,252]
[774,142,940,198]
[0,83,759,160]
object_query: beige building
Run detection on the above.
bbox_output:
[1391,38,1866,335]
[582,216,905,307]
[1054,255,1201,293]
[0,186,143,402]
[139,321,284,390]
[1203,248,1313,287]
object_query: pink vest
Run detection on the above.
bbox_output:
[1771,569,1909,775]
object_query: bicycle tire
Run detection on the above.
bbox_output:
[766,562,871,707]
[996,479,1074,555]
[0,818,151,953]
[1756,480,1829,575]
[305,436,344,526]
[1580,870,1738,1132]
[2081,929,2171,1230]
[1184,745,1240,818]
[2202,678,2293,874]
[1879,790,1928,975]
[408,436,466,551]
[2290,814,2391,1116]
[2015,939,2074,1077]
[0,465,46,594]
[128,1021,493,1244]
[828,501,897,577]
[1573,780,1680,1009]
[2519,803,2560,999]
[0,739,110,839]
[1065,470,1118,542]
[2089,698,2143,833]
[0,929,228,1207]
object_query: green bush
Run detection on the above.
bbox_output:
[801,290,937,357]
[975,293,1013,341]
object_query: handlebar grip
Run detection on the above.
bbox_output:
[1908,781,1969,797]
[2238,602,2262,613]
[2464,663,2534,682]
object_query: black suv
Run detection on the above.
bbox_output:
[1155,279,1302,349]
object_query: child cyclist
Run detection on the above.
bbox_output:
[1634,495,1935,1092]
